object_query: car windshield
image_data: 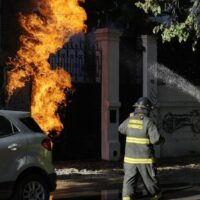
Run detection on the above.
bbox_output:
[20,117,43,132]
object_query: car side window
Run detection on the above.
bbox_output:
[0,116,14,137]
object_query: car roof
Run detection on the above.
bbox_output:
[0,110,30,118]
[0,110,34,132]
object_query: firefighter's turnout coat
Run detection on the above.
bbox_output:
[119,110,163,200]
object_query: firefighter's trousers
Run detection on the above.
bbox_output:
[122,163,161,200]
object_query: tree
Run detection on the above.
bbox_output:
[135,0,200,50]
[83,0,154,36]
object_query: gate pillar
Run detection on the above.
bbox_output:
[95,28,121,160]
[142,35,161,157]
[0,0,1,52]
[142,35,157,98]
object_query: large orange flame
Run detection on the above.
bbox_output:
[6,0,87,134]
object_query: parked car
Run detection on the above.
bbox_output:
[0,110,57,200]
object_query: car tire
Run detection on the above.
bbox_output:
[13,174,50,200]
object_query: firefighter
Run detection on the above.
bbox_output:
[118,97,165,200]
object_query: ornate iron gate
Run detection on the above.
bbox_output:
[50,36,102,160]
[49,37,102,83]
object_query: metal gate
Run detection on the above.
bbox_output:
[119,35,143,156]
[49,36,102,160]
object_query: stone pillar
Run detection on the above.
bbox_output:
[95,28,121,161]
[0,0,2,61]
[142,35,157,98]
[142,35,161,157]
[0,0,1,51]
[0,0,4,108]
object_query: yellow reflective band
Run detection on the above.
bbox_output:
[151,192,162,200]
[126,136,150,144]
[129,119,143,125]
[128,124,143,129]
[124,156,155,164]
[123,197,131,200]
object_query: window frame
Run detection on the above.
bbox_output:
[0,115,19,138]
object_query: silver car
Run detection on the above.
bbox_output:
[0,110,57,200]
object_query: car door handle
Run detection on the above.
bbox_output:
[8,144,20,151]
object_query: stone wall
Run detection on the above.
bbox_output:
[158,85,200,157]
[143,35,200,158]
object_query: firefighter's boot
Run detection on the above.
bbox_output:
[123,196,135,200]
[150,192,163,200]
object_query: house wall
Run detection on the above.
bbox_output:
[158,85,200,157]
[143,35,200,158]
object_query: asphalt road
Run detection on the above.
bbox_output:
[53,158,200,200]
[53,185,200,200]
[53,176,200,200]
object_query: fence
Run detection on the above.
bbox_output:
[49,38,102,83]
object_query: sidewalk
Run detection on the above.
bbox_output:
[53,156,200,199]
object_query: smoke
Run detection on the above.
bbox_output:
[149,64,200,102]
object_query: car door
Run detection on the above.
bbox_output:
[0,115,27,183]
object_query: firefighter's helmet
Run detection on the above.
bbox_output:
[133,97,154,110]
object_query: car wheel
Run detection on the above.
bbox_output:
[13,174,50,200]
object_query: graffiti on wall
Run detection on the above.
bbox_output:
[163,110,200,134]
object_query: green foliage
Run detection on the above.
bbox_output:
[135,0,200,50]
[135,0,161,15]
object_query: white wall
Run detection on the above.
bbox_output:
[142,35,200,158]
[158,85,200,157]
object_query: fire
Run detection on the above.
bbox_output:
[6,0,87,134]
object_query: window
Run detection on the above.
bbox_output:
[0,116,13,137]
[20,117,43,132]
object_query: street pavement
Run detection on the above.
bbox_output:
[53,158,200,200]
[54,187,200,200]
